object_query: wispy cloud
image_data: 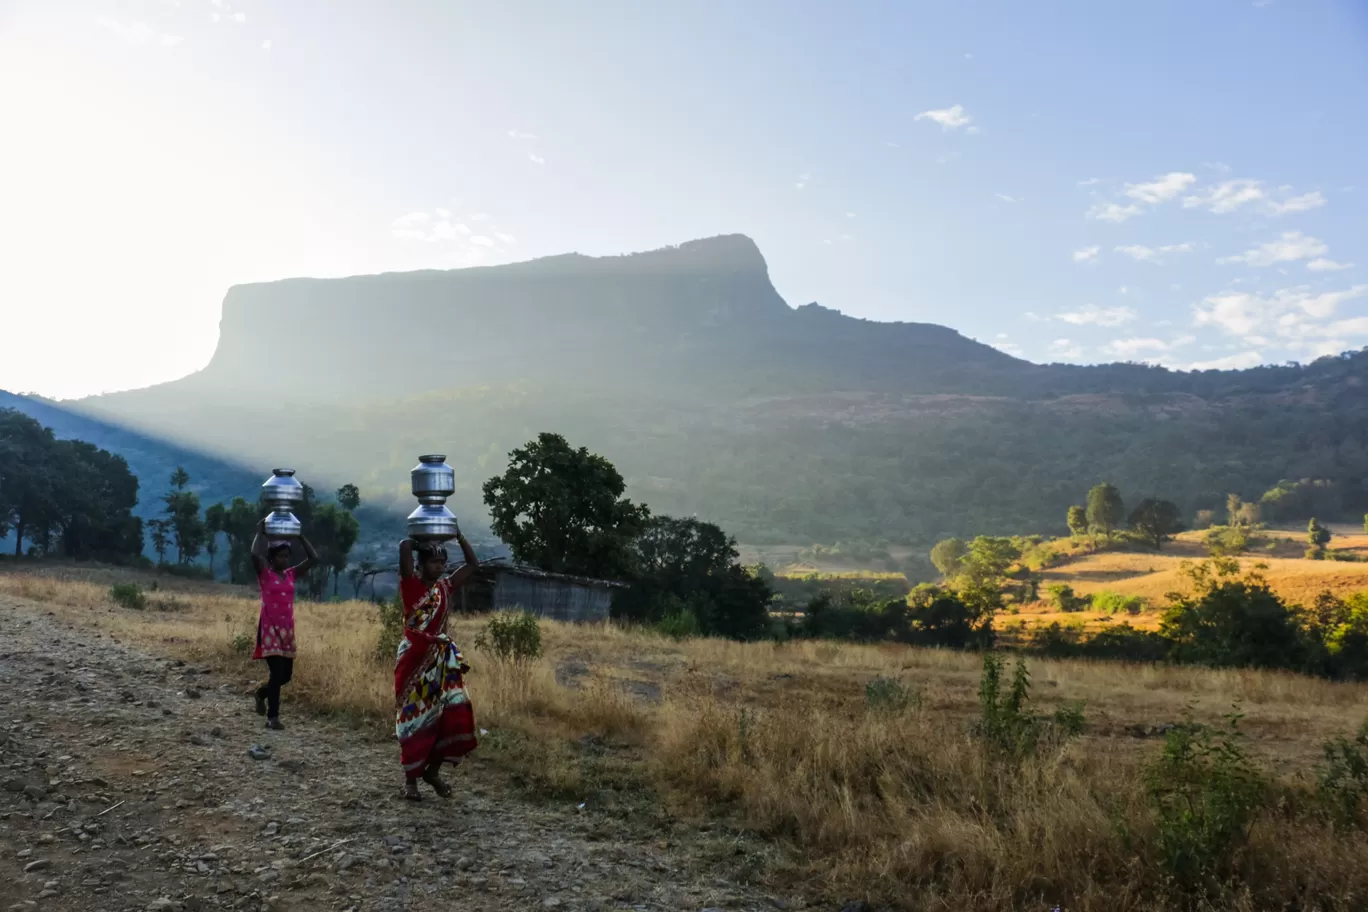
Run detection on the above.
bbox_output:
[97,17,183,46]
[795,173,811,191]
[1087,202,1144,223]
[995,193,1020,204]
[1267,191,1326,215]
[261,39,272,50]
[915,104,973,131]
[1049,339,1084,359]
[1072,246,1101,263]
[1185,351,1265,371]
[1217,231,1328,267]
[1077,177,1103,187]
[470,236,494,247]
[1194,285,1368,346]
[527,152,546,165]
[1184,179,1327,217]
[1103,335,1195,359]
[1055,305,1138,327]
[1308,258,1354,272]
[1122,172,1196,205]
[1114,243,1194,263]
[495,233,517,245]
[508,130,538,141]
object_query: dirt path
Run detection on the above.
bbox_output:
[0,596,806,912]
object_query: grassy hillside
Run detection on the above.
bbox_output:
[7,559,1368,909]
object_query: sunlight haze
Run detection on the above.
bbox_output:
[1,0,1366,399]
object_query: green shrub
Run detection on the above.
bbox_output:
[475,611,544,666]
[1045,583,1091,613]
[977,652,1083,759]
[865,676,920,714]
[1205,526,1249,557]
[109,582,146,610]
[1318,717,1368,829]
[230,632,254,654]
[1306,547,1326,560]
[1092,590,1145,616]
[160,563,214,581]
[374,594,404,663]
[1145,708,1266,888]
[657,607,702,640]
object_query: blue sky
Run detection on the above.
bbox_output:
[1,0,1365,398]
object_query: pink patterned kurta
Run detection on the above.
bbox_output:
[253,567,297,659]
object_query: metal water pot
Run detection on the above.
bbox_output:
[260,468,303,538]
[407,454,459,541]
[411,455,456,503]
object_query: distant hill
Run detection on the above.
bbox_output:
[10,234,1368,570]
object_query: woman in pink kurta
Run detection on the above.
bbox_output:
[250,519,318,730]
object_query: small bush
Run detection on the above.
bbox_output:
[374,594,404,663]
[1046,583,1091,613]
[1092,590,1145,616]
[1306,547,1327,561]
[475,611,544,666]
[865,676,919,714]
[1145,708,1266,888]
[977,652,1083,759]
[657,607,702,640]
[230,632,254,654]
[1205,526,1249,557]
[109,582,146,611]
[160,563,214,581]
[1318,717,1368,829]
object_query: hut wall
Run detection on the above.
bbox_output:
[493,574,613,623]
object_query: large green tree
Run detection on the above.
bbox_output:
[162,466,205,564]
[1128,498,1185,551]
[1066,505,1088,538]
[929,537,969,578]
[483,432,649,579]
[614,515,773,640]
[1086,483,1125,537]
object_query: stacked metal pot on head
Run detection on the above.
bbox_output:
[260,468,305,538]
[407,455,460,542]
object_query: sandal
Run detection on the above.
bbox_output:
[422,770,453,798]
[401,783,423,802]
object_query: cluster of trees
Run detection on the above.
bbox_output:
[0,409,143,561]
[795,583,992,649]
[1062,483,1185,551]
[482,432,774,640]
[1033,558,1368,681]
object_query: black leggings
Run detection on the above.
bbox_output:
[257,656,294,719]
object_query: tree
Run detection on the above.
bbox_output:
[0,409,61,557]
[49,439,142,561]
[204,503,227,578]
[955,536,1021,621]
[1066,505,1088,538]
[1309,517,1332,553]
[148,519,171,565]
[307,501,361,598]
[1086,483,1124,537]
[221,497,261,583]
[1363,513,1367,535]
[1128,498,1185,551]
[613,515,772,640]
[162,466,205,564]
[1226,493,1245,526]
[336,484,361,513]
[929,537,969,578]
[483,433,649,579]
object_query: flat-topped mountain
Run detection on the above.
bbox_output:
[7,234,1367,556]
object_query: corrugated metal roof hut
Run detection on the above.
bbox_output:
[460,562,627,623]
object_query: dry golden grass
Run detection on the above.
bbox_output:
[7,562,1368,909]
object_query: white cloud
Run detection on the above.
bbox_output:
[1194,284,1368,341]
[845,212,856,219]
[97,17,183,46]
[1049,339,1084,359]
[1055,305,1138,327]
[1185,351,1265,371]
[390,212,432,240]
[1308,258,1353,272]
[508,130,538,141]
[1072,246,1101,263]
[232,11,245,23]
[1114,243,1194,263]
[1183,179,1265,214]
[995,193,1019,203]
[1123,172,1196,205]
[1103,335,1197,358]
[470,212,490,222]
[261,39,272,50]
[1267,191,1326,215]
[1217,231,1328,267]
[795,173,811,190]
[1087,202,1144,223]
[1077,178,1103,187]
[527,152,546,165]
[915,105,973,131]
[495,232,517,245]
[470,236,494,247]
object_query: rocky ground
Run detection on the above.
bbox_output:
[0,596,817,912]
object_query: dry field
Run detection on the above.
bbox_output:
[6,560,1368,910]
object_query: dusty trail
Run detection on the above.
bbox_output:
[0,596,803,912]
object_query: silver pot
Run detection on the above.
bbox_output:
[407,504,460,542]
[411,455,456,503]
[261,468,305,509]
[261,468,303,538]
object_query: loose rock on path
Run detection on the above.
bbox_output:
[0,595,806,912]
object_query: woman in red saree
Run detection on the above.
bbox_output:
[396,533,480,800]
